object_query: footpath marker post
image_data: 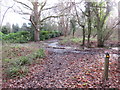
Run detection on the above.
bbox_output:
[103,52,110,81]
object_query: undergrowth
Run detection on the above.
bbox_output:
[3,48,45,79]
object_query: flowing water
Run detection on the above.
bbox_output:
[43,39,120,60]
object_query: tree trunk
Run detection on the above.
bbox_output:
[97,39,104,47]
[87,2,92,47]
[82,26,85,46]
[97,27,104,47]
[72,29,75,38]
[34,29,40,41]
[33,0,40,41]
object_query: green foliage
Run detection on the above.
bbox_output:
[5,66,28,78]
[71,38,83,43]
[59,37,96,45]
[0,32,4,40]
[5,66,20,78]
[1,26,10,34]
[3,58,11,63]
[40,31,50,40]
[15,56,30,66]
[12,49,45,66]
[3,48,45,79]
[3,31,31,43]
[33,48,45,58]
[40,30,62,40]
[2,29,62,43]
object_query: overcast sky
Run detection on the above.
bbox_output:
[1,0,119,27]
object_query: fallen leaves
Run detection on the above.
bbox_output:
[2,42,119,89]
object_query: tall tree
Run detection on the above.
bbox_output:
[14,0,64,41]
[73,1,86,46]
[92,1,112,47]
[86,2,92,47]
[57,1,72,37]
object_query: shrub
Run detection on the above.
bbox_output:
[3,31,31,43]
[40,31,50,40]
[0,32,4,40]
[39,30,62,40]
[1,26,10,34]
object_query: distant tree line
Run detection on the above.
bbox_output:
[1,22,28,34]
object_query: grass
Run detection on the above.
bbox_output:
[5,65,28,78]
[2,45,34,60]
[2,44,46,79]
[59,36,97,45]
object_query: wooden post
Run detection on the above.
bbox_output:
[103,52,110,81]
[118,1,120,45]
[118,1,120,72]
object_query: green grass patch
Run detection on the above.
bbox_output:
[59,37,97,45]
[33,48,45,58]
[2,45,35,60]
[3,48,46,80]
[5,66,28,79]
[71,38,83,43]
[59,37,83,45]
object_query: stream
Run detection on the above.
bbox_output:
[44,40,94,54]
[44,39,119,58]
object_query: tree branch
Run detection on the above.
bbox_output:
[38,0,47,17]
[74,2,84,27]
[30,15,37,31]
[41,14,66,22]
[1,3,15,26]
[14,0,33,10]
[79,8,88,17]
[14,6,31,15]
[101,2,111,28]
[112,20,120,29]
[42,5,58,11]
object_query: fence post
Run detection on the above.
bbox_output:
[103,52,110,81]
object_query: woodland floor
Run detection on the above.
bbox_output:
[2,37,120,89]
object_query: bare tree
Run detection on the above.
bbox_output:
[73,1,86,46]
[92,1,112,47]
[14,0,64,41]
[86,2,92,47]
[57,1,72,37]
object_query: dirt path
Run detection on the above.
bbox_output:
[2,38,120,88]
